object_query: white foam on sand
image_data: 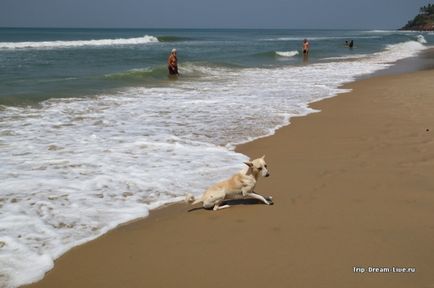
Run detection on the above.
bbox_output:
[0,35,159,50]
[0,39,427,288]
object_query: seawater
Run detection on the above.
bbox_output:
[0,28,432,287]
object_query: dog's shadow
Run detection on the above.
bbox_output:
[188,197,273,212]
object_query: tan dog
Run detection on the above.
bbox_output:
[185,156,272,210]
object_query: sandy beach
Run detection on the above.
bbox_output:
[24,69,434,288]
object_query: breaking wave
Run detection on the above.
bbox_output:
[0,35,159,50]
[275,51,299,57]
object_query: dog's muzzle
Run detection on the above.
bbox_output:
[265,172,270,177]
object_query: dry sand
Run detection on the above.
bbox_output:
[25,69,434,288]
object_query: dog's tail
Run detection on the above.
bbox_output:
[184,193,203,205]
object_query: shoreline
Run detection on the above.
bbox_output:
[23,62,434,287]
[369,47,434,78]
[2,40,431,287]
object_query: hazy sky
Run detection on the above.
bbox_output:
[0,0,431,29]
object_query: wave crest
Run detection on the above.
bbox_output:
[417,35,427,44]
[104,67,168,81]
[275,51,299,57]
[0,35,159,50]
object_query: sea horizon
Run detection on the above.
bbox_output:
[0,26,406,30]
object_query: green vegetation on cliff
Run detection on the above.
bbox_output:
[401,3,434,31]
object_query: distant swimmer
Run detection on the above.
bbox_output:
[168,48,178,76]
[302,39,310,55]
[349,40,354,48]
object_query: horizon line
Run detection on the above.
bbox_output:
[0,26,399,31]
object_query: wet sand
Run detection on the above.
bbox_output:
[24,69,434,288]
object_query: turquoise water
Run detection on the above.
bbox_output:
[0,28,432,287]
[1,28,432,105]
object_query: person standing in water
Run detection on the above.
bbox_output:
[168,48,178,76]
[302,39,310,55]
[345,40,354,48]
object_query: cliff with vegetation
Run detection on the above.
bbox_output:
[401,3,434,31]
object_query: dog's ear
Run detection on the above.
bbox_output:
[261,155,266,159]
[244,162,253,168]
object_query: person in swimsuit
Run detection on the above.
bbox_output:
[168,48,178,76]
[303,39,310,55]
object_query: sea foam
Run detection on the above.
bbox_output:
[417,34,428,44]
[276,51,299,57]
[0,35,159,50]
[0,39,428,288]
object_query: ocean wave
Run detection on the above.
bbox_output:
[364,30,420,35]
[157,35,193,42]
[321,54,370,61]
[0,35,159,50]
[104,67,168,81]
[416,34,427,44]
[380,40,426,62]
[367,30,401,33]
[322,40,426,64]
[265,36,381,41]
[366,30,415,33]
[275,51,299,57]
[104,63,235,82]
[177,62,242,77]
[253,50,298,59]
